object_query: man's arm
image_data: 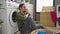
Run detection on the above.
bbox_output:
[16,14,26,20]
[25,11,31,16]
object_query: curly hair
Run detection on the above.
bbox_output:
[18,3,24,10]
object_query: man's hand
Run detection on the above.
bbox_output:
[28,13,30,16]
[24,9,31,16]
[25,14,29,18]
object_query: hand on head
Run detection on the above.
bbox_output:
[18,3,30,16]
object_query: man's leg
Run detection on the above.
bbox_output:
[25,16,45,29]
[21,16,37,34]
[21,16,44,34]
[25,16,37,30]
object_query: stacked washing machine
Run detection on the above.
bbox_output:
[0,0,19,34]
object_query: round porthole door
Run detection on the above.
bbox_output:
[9,9,18,27]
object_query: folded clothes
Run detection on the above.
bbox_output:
[37,31,47,34]
[50,10,58,23]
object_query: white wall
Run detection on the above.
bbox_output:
[36,0,53,12]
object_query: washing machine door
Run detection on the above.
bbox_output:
[9,9,18,27]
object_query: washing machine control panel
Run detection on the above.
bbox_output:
[7,2,13,8]
[7,2,18,9]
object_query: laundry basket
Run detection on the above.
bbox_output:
[40,6,55,27]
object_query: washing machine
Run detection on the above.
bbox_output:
[0,1,19,34]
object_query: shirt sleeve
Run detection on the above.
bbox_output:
[16,14,26,20]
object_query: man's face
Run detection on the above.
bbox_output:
[20,5,27,12]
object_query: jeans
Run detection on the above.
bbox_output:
[21,16,44,34]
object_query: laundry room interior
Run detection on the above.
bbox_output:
[0,0,60,34]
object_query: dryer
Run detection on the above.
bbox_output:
[0,1,19,34]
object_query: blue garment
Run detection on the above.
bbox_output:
[37,31,47,34]
[21,16,37,34]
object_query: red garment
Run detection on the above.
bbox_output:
[50,10,58,23]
